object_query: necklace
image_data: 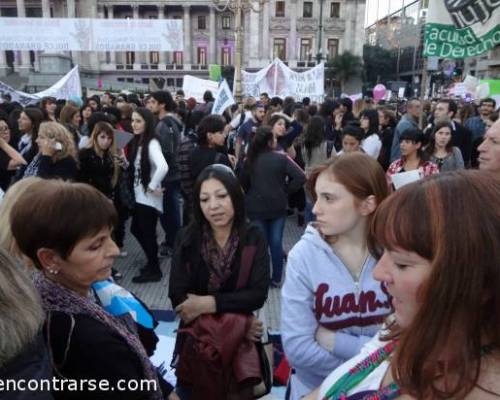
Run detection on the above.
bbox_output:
[322,342,496,400]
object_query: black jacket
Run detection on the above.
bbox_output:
[451,121,472,167]
[239,151,306,220]
[155,115,182,182]
[78,148,114,198]
[38,155,78,181]
[189,146,232,182]
[0,332,54,400]
[169,224,270,313]
[46,312,172,399]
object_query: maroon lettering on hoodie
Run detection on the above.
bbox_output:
[314,282,391,321]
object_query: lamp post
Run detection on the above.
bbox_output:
[316,0,325,64]
[212,0,270,101]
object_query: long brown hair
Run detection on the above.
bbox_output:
[306,153,389,254]
[371,170,500,398]
[88,121,119,186]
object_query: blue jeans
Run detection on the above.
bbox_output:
[252,216,286,283]
[160,180,182,248]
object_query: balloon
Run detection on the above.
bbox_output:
[373,84,386,101]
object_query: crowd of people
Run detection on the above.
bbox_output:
[0,86,499,400]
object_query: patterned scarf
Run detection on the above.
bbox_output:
[201,226,240,292]
[23,153,41,178]
[33,272,163,400]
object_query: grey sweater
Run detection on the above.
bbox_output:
[430,146,465,172]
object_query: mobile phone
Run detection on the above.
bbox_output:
[53,142,62,151]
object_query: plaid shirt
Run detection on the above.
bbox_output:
[386,158,439,185]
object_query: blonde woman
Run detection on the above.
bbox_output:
[23,121,78,180]
[78,121,122,199]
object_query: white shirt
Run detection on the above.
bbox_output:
[318,333,389,399]
[361,134,382,159]
[133,139,168,212]
[229,110,252,129]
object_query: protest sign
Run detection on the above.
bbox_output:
[182,75,219,103]
[241,59,324,102]
[424,1,500,58]
[0,18,183,52]
[212,79,236,115]
[0,65,81,105]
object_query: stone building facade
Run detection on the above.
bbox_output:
[0,0,365,92]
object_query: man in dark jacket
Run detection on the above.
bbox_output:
[150,90,183,256]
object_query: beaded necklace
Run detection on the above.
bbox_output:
[323,341,496,400]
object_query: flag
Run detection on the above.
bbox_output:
[424,1,500,58]
[212,79,236,115]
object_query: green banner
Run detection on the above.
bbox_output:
[424,1,500,58]
[481,80,500,96]
[209,64,221,82]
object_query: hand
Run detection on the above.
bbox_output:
[40,138,57,157]
[272,112,292,123]
[228,154,237,167]
[245,316,263,342]
[147,186,164,196]
[315,325,335,352]
[335,113,343,129]
[175,294,216,324]
[168,392,181,400]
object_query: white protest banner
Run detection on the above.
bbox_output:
[0,65,82,105]
[182,75,219,103]
[241,59,324,102]
[0,18,183,52]
[424,1,500,58]
[398,87,405,99]
[212,79,236,115]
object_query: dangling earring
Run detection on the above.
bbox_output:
[47,267,59,275]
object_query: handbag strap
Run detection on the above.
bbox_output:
[236,245,257,290]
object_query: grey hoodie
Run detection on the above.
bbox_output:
[281,225,392,400]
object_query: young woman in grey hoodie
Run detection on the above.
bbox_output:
[281,153,392,400]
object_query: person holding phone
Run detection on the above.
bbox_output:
[23,121,78,181]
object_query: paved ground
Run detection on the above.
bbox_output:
[115,214,305,331]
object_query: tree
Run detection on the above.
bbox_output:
[362,44,396,88]
[325,51,363,94]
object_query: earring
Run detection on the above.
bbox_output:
[47,268,59,275]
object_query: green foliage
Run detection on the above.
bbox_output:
[362,44,396,87]
[325,51,363,92]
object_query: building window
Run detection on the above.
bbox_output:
[198,15,206,30]
[167,78,175,87]
[197,47,207,65]
[273,38,286,60]
[222,15,231,29]
[303,2,313,18]
[275,1,285,17]
[330,2,340,18]
[176,78,183,87]
[221,47,231,65]
[327,38,339,59]
[174,51,183,64]
[150,52,159,64]
[125,51,135,65]
[300,38,312,61]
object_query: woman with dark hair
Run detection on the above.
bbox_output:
[268,113,303,157]
[189,114,232,181]
[386,127,439,187]
[282,153,391,400]
[40,97,57,121]
[307,170,500,400]
[169,164,270,399]
[426,120,465,172]
[0,117,26,190]
[10,180,177,400]
[127,108,168,283]
[79,103,93,137]
[239,127,305,287]
[377,107,396,170]
[17,107,44,167]
[339,124,365,155]
[359,109,382,159]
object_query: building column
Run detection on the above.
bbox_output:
[158,6,167,66]
[42,0,51,18]
[132,5,142,68]
[248,5,260,66]
[183,6,191,65]
[0,51,8,77]
[107,5,116,65]
[288,0,297,63]
[261,1,270,63]
[16,0,31,75]
[209,7,216,65]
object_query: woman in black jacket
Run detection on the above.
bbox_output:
[78,121,120,199]
[169,164,270,400]
[239,127,306,287]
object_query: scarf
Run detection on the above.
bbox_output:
[33,272,162,400]
[23,153,41,178]
[201,226,240,292]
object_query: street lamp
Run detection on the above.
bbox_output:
[316,0,325,64]
[212,0,270,101]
